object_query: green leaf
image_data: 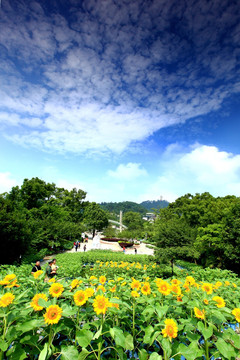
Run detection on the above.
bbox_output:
[124,333,134,351]
[37,298,48,308]
[178,342,204,360]
[39,343,48,360]
[7,344,27,360]
[78,348,90,360]
[93,325,102,340]
[61,345,79,360]
[155,304,168,320]
[138,349,148,360]
[76,329,93,348]
[149,353,162,360]
[197,321,204,333]
[202,325,213,340]
[110,327,125,347]
[216,338,237,358]
[0,339,8,352]
[161,338,172,357]
[17,319,44,333]
[143,325,154,344]
[62,304,76,316]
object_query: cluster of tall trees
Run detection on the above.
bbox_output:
[151,193,240,273]
[0,178,108,264]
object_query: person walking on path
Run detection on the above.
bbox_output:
[83,244,87,252]
[75,241,79,251]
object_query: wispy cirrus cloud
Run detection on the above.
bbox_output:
[0,0,239,156]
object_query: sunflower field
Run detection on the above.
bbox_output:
[0,256,239,360]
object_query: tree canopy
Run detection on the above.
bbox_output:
[0,178,108,264]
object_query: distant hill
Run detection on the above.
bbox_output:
[99,200,169,214]
[140,200,169,211]
[100,201,147,214]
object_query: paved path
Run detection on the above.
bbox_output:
[67,238,154,256]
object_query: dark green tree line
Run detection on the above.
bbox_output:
[0,178,109,264]
[152,192,240,273]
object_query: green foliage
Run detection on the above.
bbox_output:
[123,211,144,230]
[152,192,240,273]
[0,178,87,264]
[100,201,147,215]
[140,199,169,211]
[83,202,108,236]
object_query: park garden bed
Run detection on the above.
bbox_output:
[0,252,239,360]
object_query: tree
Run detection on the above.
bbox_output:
[0,197,31,264]
[83,202,108,237]
[123,211,143,231]
[152,217,198,264]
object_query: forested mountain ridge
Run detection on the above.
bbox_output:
[99,201,147,214]
[140,200,169,211]
[99,200,169,214]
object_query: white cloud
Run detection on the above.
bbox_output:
[140,145,240,202]
[108,163,147,180]
[0,173,18,194]
[0,0,239,156]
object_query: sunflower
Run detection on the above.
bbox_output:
[48,278,56,283]
[157,281,171,296]
[201,283,213,295]
[44,305,62,325]
[0,293,15,307]
[131,290,140,298]
[183,283,190,293]
[171,279,181,285]
[162,319,178,341]
[194,307,205,319]
[177,295,183,302]
[232,308,240,322]
[99,276,106,285]
[171,284,181,296]
[109,297,119,310]
[185,276,195,286]
[93,295,109,315]
[0,274,18,287]
[224,281,230,286]
[33,270,43,279]
[74,290,88,306]
[109,285,116,293]
[155,278,163,286]
[96,285,106,293]
[49,283,64,298]
[212,296,225,308]
[71,279,80,290]
[4,274,16,282]
[85,287,95,298]
[214,281,222,289]
[203,299,209,305]
[141,282,151,295]
[131,279,141,291]
[30,293,48,311]
[5,280,20,288]
[0,280,8,286]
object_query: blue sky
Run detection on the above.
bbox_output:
[0,0,240,203]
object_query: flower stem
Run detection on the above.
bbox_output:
[132,300,136,344]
